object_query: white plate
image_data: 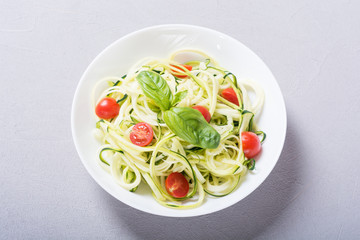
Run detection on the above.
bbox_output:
[71,24,287,217]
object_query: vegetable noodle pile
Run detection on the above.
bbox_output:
[93,49,265,209]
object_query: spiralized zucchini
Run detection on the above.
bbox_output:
[93,49,265,209]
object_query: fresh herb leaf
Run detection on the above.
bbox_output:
[148,101,161,113]
[172,90,187,106]
[136,71,173,111]
[163,107,220,149]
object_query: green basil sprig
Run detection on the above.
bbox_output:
[136,71,173,111]
[136,70,220,149]
[164,107,220,149]
[172,90,188,106]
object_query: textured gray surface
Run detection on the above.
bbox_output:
[1,0,359,239]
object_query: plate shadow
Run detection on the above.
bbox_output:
[101,111,303,239]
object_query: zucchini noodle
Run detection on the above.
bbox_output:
[93,49,265,209]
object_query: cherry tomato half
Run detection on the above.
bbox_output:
[165,172,189,198]
[130,122,154,147]
[221,88,239,106]
[192,105,211,122]
[241,131,261,158]
[95,97,120,119]
[170,64,193,78]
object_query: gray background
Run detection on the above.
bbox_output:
[1,0,359,239]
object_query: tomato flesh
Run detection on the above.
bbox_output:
[192,105,211,122]
[130,122,154,147]
[241,131,261,158]
[95,97,120,119]
[170,64,192,78]
[165,172,189,198]
[221,88,239,106]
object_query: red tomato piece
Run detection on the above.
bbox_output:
[241,131,261,158]
[165,172,190,198]
[192,105,211,122]
[221,88,239,106]
[170,64,193,78]
[95,97,120,119]
[130,122,154,147]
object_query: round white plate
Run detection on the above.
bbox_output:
[71,24,287,217]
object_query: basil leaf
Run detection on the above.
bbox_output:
[147,100,161,113]
[172,90,187,106]
[136,71,173,111]
[163,107,220,149]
